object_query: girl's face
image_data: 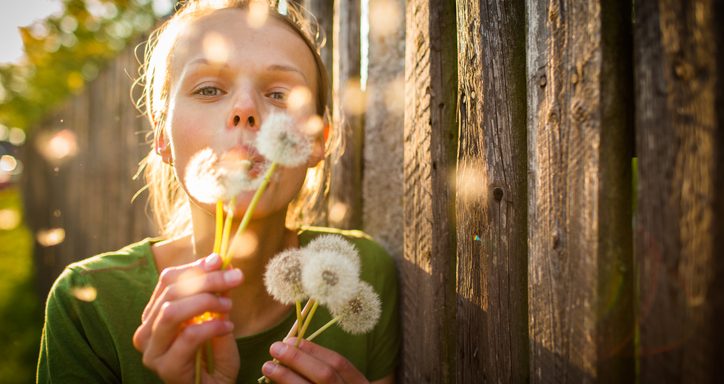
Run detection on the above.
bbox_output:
[164,8,321,219]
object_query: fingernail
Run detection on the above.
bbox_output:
[262,362,276,375]
[204,253,220,270]
[219,297,232,308]
[224,269,242,284]
[270,342,286,357]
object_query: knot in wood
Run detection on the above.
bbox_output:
[493,187,504,202]
[539,75,547,88]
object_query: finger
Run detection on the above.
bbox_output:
[284,338,368,383]
[261,360,312,384]
[270,341,349,384]
[145,265,242,328]
[144,294,233,360]
[149,320,234,377]
[142,253,222,322]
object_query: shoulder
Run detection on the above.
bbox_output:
[48,238,159,305]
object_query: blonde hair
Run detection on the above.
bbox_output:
[134,0,339,237]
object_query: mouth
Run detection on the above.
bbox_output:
[224,145,266,178]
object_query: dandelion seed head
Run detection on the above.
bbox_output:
[330,282,381,334]
[264,249,307,304]
[306,234,360,271]
[185,148,263,203]
[301,249,360,307]
[256,112,312,167]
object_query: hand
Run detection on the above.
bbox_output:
[262,338,369,384]
[132,253,243,384]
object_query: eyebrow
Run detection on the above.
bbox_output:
[183,59,308,83]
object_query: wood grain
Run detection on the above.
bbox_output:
[634,0,724,382]
[527,0,634,381]
[401,0,457,382]
[456,0,528,382]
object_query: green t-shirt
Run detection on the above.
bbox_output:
[37,227,400,383]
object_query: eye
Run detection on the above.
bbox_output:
[193,86,225,97]
[267,91,286,101]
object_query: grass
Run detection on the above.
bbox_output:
[0,186,42,383]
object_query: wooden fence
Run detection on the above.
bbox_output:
[22,0,723,382]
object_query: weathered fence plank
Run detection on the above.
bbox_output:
[456,0,528,382]
[362,0,405,258]
[402,0,457,382]
[526,0,634,382]
[22,43,154,300]
[329,0,363,229]
[634,0,724,382]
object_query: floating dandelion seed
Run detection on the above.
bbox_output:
[370,0,402,38]
[342,79,366,116]
[264,249,307,304]
[202,32,230,64]
[303,115,324,136]
[71,286,97,302]
[330,281,381,334]
[37,228,65,247]
[287,86,313,114]
[328,201,349,224]
[301,250,360,307]
[306,235,360,271]
[0,209,21,230]
[247,0,269,28]
[256,112,312,167]
[36,129,78,164]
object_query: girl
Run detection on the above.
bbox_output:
[36,1,400,383]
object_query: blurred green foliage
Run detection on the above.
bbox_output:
[0,187,38,383]
[0,1,170,382]
[0,0,169,132]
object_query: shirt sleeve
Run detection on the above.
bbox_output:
[37,267,120,383]
[359,239,401,381]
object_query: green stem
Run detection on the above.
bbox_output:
[223,162,279,268]
[305,317,340,342]
[194,349,202,384]
[295,300,318,346]
[219,197,236,260]
[213,200,223,254]
[295,300,303,334]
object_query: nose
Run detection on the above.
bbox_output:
[227,93,259,130]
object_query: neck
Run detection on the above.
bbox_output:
[188,201,298,335]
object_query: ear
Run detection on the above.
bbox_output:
[154,128,173,165]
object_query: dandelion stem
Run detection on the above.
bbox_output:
[257,300,314,384]
[295,300,303,334]
[194,349,202,384]
[224,162,278,268]
[219,197,236,260]
[213,200,223,254]
[306,317,340,342]
[295,300,318,346]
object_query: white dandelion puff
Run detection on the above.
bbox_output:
[185,148,262,203]
[301,249,360,308]
[218,150,267,192]
[264,248,307,304]
[185,148,223,204]
[329,281,381,334]
[256,112,312,167]
[306,235,361,271]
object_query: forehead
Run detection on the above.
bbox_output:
[170,8,317,84]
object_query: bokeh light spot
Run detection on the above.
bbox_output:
[247,0,270,29]
[343,79,366,116]
[0,209,21,230]
[37,228,66,247]
[202,32,231,64]
[370,0,402,38]
[71,286,97,302]
[329,201,349,224]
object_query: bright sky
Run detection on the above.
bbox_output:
[0,0,64,64]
